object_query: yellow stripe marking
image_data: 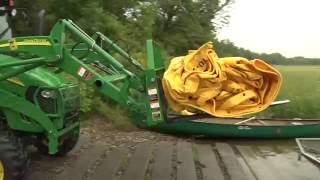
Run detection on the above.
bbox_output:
[0,40,52,48]
[6,77,25,87]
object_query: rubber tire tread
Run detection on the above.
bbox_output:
[0,129,29,180]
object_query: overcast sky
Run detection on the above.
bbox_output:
[218,0,320,58]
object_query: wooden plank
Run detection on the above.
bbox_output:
[259,146,320,180]
[120,142,153,180]
[235,156,256,180]
[92,147,128,180]
[55,143,106,180]
[25,157,65,180]
[237,145,281,180]
[26,136,91,180]
[25,171,51,180]
[215,143,248,180]
[196,144,224,180]
[176,142,197,180]
[152,141,174,180]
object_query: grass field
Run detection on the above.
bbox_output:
[255,65,320,119]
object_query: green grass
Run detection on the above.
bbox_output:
[94,100,136,131]
[255,65,320,119]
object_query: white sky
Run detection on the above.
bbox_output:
[218,0,320,58]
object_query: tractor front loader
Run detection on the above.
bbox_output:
[0,18,168,180]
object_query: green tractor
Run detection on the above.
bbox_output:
[0,2,81,180]
[0,18,166,180]
[0,2,166,178]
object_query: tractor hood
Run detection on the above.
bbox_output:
[1,65,72,98]
[16,67,70,88]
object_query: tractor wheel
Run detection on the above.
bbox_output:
[36,130,79,156]
[0,130,29,180]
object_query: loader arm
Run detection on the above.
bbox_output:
[50,19,146,109]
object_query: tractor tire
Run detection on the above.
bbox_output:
[36,131,79,156]
[0,130,29,180]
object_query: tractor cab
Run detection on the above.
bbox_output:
[0,0,15,40]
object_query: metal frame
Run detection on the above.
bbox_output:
[296,138,320,164]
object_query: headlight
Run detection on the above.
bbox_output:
[41,90,57,98]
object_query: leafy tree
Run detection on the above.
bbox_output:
[152,0,233,55]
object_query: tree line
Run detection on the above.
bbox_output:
[11,0,320,65]
[215,40,320,65]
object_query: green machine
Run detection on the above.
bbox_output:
[0,18,168,180]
